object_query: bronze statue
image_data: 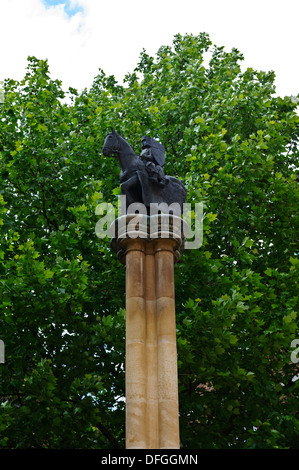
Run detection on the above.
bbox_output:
[102,128,187,214]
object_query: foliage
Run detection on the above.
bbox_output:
[0,34,298,449]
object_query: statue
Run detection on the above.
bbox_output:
[102,128,187,214]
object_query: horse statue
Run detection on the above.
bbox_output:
[102,128,187,214]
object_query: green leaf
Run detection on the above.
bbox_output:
[206,212,217,222]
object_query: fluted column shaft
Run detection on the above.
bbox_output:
[111,215,186,449]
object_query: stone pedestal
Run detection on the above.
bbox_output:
[110,214,187,449]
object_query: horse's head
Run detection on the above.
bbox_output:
[102,128,120,157]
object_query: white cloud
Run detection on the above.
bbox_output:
[1,0,85,87]
[1,0,298,97]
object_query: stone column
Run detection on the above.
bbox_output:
[110,214,186,449]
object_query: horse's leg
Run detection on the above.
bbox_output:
[121,175,142,209]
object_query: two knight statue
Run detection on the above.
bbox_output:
[102,129,187,215]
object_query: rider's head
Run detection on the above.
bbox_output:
[141,136,151,149]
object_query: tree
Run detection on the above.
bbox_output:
[0,33,298,449]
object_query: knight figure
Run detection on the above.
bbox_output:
[139,136,167,188]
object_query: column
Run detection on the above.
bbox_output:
[110,214,186,449]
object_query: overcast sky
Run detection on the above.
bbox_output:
[1,0,298,98]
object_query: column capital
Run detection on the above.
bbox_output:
[110,214,188,265]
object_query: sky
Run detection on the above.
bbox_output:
[0,0,299,98]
